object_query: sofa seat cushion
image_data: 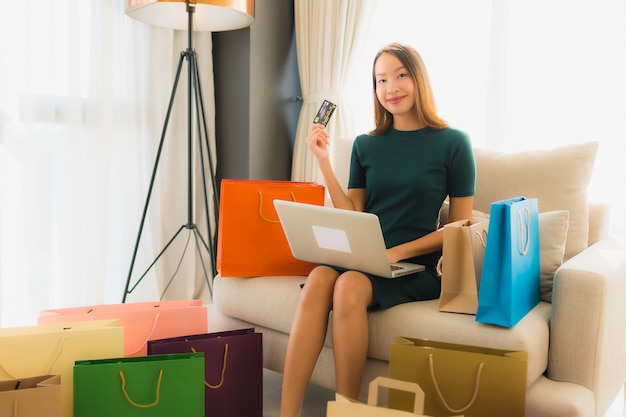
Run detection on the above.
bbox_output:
[213,274,551,386]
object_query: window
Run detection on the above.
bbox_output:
[346,0,626,234]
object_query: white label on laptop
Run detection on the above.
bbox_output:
[312,225,352,253]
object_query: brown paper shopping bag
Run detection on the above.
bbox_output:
[438,220,488,314]
[327,376,430,417]
[39,299,208,356]
[0,375,61,417]
[0,320,124,417]
[389,337,527,417]
[217,179,324,277]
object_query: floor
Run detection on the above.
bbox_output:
[263,369,334,417]
[262,369,625,417]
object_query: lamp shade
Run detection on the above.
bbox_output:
[126,0,255,32]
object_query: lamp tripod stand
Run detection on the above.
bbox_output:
[122,1,218,303]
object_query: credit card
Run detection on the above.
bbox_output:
[313,100,337,126]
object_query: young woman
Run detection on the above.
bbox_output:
[279,42,476,417]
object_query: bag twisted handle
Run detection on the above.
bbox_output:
[517,208,531,255]
[0,336,68,379]
[258,191,296,223]
[126,313,160,356]
[428,353,485,413]
[190,342,229,389]
[475,228,487,248]
[119,368,163,408]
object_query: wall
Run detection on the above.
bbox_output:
[213,0,300,184]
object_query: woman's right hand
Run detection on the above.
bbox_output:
[306,123,330,162]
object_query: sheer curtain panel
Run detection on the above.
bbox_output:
[291,0,373,185]
[0,0,216,327]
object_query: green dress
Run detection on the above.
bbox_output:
[348,126,475,309]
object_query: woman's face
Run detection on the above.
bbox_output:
[374,52,416,120]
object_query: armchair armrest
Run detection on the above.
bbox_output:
[548,236,626,416]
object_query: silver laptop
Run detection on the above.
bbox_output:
[273,200,425,278]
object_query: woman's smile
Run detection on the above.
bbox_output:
[387,95,406,105]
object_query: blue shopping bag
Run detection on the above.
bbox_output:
[476,197,540,327]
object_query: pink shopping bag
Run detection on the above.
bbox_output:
[38,299,208,357]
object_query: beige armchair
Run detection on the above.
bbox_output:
[209,140,626,417]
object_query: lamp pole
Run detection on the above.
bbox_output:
[122,0,218,302]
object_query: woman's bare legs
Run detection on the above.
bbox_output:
[279,266,340,417]
[331,271,375,400]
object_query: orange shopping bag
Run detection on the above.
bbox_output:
[38,299,207,357]
[217,179,325,277]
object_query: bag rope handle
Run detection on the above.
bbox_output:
[428,353,485,413]
[475,229,487,248]
[436,222,488,277]
[119,368,163,408]
[190,343,229,389]
[435,256,443,277]
[258,191,296,223]
[126,313,160,356]
[517,208,530,255]
[0,336,68,379]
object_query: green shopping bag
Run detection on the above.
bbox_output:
[389,337,527,417]
[73,353,204,417]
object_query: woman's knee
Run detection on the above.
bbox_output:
[299,266,340,308]
[332,272,373,312]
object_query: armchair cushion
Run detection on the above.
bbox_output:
[538,210,569,302]
[473,142,598,262]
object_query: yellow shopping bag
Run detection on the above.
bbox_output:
[389,337,527,417]
[0,320,123,417]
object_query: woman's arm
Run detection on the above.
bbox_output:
[306,124,364,210]
[386,196,474,263]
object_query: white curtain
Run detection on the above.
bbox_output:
[291,0,373,185]
[295,0,626,236]
[0,0,216,328]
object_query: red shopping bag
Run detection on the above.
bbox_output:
[217,179,324,277]
[38,299,207,357]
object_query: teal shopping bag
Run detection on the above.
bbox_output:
[476,197,540,327]
[73,353,204,417]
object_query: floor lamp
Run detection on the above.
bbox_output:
[122,0,255,303]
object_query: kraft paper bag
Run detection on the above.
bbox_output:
[217,179,325,277]
[73,352,204,417]
[0,320,124,417]
[438,219,489,315]
[327,376,430,417]
[38,299,208,356]
[476,197,540,327]
[389,337,527,417]
[148,328,263,417]
[0,375,61,417]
